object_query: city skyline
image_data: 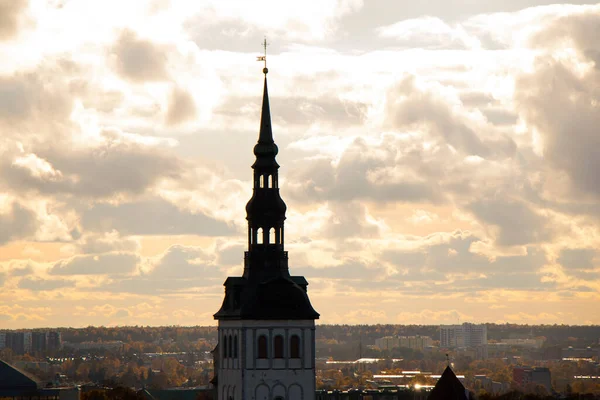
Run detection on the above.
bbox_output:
[0,0,599,328]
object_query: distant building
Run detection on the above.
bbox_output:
[440,323,487,348]
[23,332,32,354]
[456,345,488,360]
[513,366,551,391]
[562,346,599,360]
[0,331,61,354]
[375,336,433,351]
[32,332,48,353]
[47,331,62,351]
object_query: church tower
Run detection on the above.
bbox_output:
[214,62,320,400]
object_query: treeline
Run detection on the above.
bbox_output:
[314,324,600,346]
[4,324,598,349]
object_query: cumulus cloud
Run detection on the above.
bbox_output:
[1,130,184,198]
[516,10,600,199]
[0,0,28,40]
[88,245,226,294]
[1,1,600,327]
[385,75,516,158]
[50,252,140,275]
[287,135,444,205]
[165,86,197,126]
[81,199,233,236]
[111,30,170,82]
[78,231,141,254]
[0,66,75,140]
[0,202,37,245]
[468,196,558,247]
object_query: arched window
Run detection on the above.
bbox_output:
[257,335,268,359]
[257,228,263,244]
[223,335,228,358]
[249,227,253,245]
[267,175,272,188]
[259,175,264,188]
[228,334,233,359]
[233,334,238,358]
[269,227,275,244]
[290,334,301,359]
[274,335,284,359]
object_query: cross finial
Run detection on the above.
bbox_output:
[446,353,450,367]
[257,37,269,74]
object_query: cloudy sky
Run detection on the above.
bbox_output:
[0,0,599,328]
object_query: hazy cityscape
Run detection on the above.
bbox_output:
[1,324,600,397]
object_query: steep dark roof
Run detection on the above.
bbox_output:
[428,366,468,400]
[0,359,41,390]
[214,276,319,320]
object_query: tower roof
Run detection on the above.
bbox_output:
[428,366,468,400]
[253,75,279,168]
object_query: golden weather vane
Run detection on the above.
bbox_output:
[256,37,269,74]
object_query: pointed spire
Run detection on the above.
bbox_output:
[258,76,273,144]
[253,69,278,162]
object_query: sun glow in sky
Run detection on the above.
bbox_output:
[0,0,600,328]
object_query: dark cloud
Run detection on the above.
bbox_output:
[0,202,37,245]
[81,199,233,236]
[50,252,139,275]
[558,248,597,270]
[0,67,74,136]
[557,248,598,281]
[165,86,197,126]
[87,245,225,294]
[287,136,444,205]
[10,264,33,277]
[295,261,380,281]
[481,108,518,126]
[384,232,547,275]
[516,11,600,199]
[459,91,494,107]
[217,243,244,266]
[0,0,28,40]
[111,30,169,82]
[468,197,555,246]
[385,75,516,158]
[18,277,75,291]
[1,130,183,198]
[150,245,214,279]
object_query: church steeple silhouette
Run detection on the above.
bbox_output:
[214,63,318,319]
